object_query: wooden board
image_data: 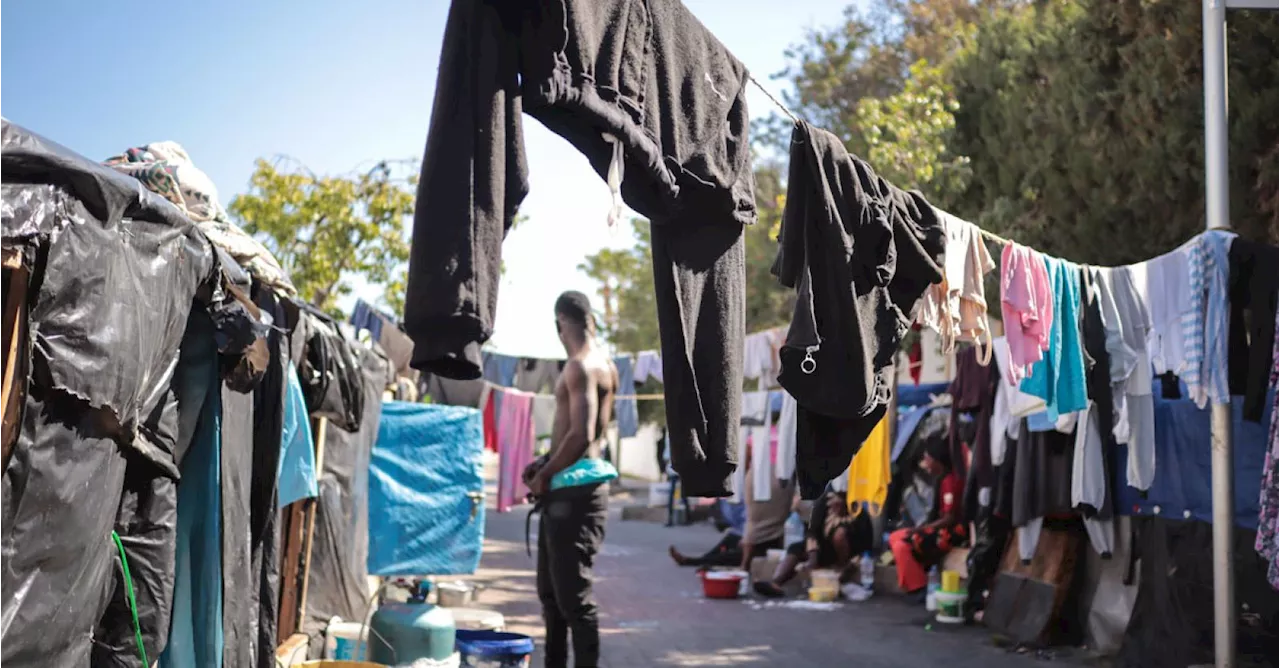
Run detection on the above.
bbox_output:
[2,264,30,468]
[983,526,1081,645]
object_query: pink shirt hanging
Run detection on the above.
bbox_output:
[496,388,536,513]
[1000,242,1054,384]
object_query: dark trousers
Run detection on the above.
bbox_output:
[537,484,608,668]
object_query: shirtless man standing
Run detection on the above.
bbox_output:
[527,291,618,668]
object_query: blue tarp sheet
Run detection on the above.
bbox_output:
[368,402,486,576]
[1114,386,1275,529]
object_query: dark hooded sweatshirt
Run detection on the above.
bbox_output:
[404,0,755,496]
[772,122,945,499]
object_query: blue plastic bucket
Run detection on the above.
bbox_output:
[455,630,534,668]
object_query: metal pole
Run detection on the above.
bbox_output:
[1202,1,1235,666]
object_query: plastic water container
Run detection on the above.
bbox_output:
[369,603,457,664]
[324,619,368,660]
[859,552,875,591]
[455,630,534,668]
[925,566,940,612]
[783,512,804,547]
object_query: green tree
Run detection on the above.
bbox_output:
[856,59,971,204]
[948,0,1277,262]
[229,158,417,316]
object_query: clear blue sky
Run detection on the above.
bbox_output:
[2,0,853,359]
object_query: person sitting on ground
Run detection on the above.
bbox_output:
[887,438,967,594]
[753,486,873,598]
[668,498,747,568]
[735,453,796,573]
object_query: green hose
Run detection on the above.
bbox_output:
[111,531,149,667]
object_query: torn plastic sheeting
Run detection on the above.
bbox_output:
[368,402,485,576]
[2,386,129,668]
[304,345,391,648]
[298,310,366,432]
[1,119,196,236]
[0,183,89,245]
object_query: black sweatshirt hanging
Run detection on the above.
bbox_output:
[772,121,945,498]
[405,0,756,497]
[1227,238,1278,422]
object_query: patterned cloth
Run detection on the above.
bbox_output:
[105,142,297,296]
[1255,315,1278,590]
[1183,231,1235,408]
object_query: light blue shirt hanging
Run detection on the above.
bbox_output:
[1020,256,1088,421]
[277,362,319,508]
[1184,230,1235,408]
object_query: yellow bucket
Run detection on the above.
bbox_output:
[298,662,388,668]
[941,570,961,593]
[808,586,839,602]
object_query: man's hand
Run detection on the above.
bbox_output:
[529,470,550,497]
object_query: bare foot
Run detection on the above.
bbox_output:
[668,545,690,566]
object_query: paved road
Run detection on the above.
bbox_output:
[467,477,1062,667]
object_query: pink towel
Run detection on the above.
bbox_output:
[1000,243,1054,384]
[496,389,536,512]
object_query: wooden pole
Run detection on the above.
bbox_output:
[295,416,328,632]
[2,256,29,468]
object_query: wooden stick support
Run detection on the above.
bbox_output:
[295,416,328,632]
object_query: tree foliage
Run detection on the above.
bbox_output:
[229,158,416,316]
[947,0,1278,263]
[769,0,1277,265]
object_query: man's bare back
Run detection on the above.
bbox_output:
[550,349,618,464]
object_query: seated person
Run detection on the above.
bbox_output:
[887,439,966,593]
[754,486,873,597]
[668,499,746,568]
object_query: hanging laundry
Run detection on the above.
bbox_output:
[483,353,520,388]
[1010,419,1075,562]
[1182,230,1235,408]
[614,355,639,438]
[350,299,387,341]
[634,350,663,385]
[915,208,997,362]
[1128,239,1195,379]
[750,412,775,503]
[747,327,773,378]
[1228,239,1279,422]
[496,389,536,513]
[772,121,945,499]
[532,394,556,442]
[948,346,1000,522]
[277,363,318,508]
[1072,268,1119,558]
[1000,243,1054,384]
[405,0,755,500]
[846,415,890,516]
[775,392,798,483]
[1019,256,1088,422]
[515,358,561,394]
[482,387,498,453]
[989,337,1047,467]
[1092,266,1156,491]
[734,391,771,502]
[1254,316,1278,590]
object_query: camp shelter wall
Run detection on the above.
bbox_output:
[0,119,269,667]
[302,337,392,653]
